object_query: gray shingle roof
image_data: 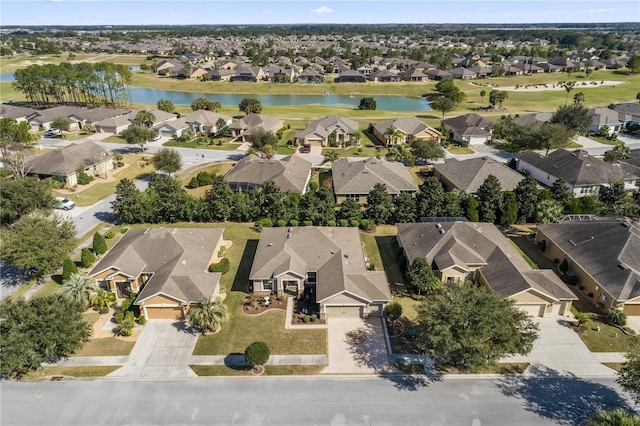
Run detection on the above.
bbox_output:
[538,219,640,301]
[372,117,440,139]
[295,115,358,141]
[25,141,110,176]
[229,113,283,134]
[434,157,526,193]
[250,227,391,303]
[442,113,492,137]
[90,228,224,304]
[332,157,418,196]
[224,154,311,193]
[397,222,575,301]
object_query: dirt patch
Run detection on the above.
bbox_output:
[242,294,287,316]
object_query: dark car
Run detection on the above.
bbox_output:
[301,144,311,153]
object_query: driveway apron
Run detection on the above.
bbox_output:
[322,316,396,374]
[108,320,198,378]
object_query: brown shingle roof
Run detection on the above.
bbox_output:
[25,141,110,177]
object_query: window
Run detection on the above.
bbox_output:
[307,272,317,284]
[346,194,360,202]
[262,280,273,291]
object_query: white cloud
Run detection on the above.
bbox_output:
[313,6,333,14]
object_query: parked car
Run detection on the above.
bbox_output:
[301,144,311,153]
[44,128,62,137]
[54,197,75,210]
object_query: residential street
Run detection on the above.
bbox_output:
[1,376,634,425]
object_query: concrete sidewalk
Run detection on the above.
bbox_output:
[43,356,128,367]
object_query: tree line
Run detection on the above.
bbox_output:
[13,62,132,108]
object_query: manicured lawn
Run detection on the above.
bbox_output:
[180,162,235,197]
[190,365,325,376]
[602,363,624,372]
[53,154,154,207]
[586,135,620,146]
[73,337,135,357]
[28,366,121,378]
[575,314,638,353]
[163,140,243,150]
[446,145,475,155]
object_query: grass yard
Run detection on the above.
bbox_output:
[575,314,638,353]
[190,365,325,376]
[73,337,135,357]
[180,162,235,197]
[586,135,620,146]
[602,363,624,372]
[162,139,243,150]
[446,145,475,155]
[28,366,121,379]
[53,154,154,207]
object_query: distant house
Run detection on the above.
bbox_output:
[294,115,359,147]
[297,67,324,83]
[336,69,366,83]
[513,112,553,126]
[399,69,429,82]
[517,149,637,197]
[448,67,477,80]
[434,157,527,193]
[25,141,113,188]
[94,108,177,134]
[268,65,296,83]
[231,65,267,82]
[589,107,623,136]
[441,113,492,145]
[332,157,418,204]
[89,228,226,320]
[426,69,454,81]
[208,69,235,81]
[371,117,441,146]
[182,110,233,136]
[155,118,190,138]
[229,113,283,142]
[0,104,38,123]
[224,154,312,194]
[249,227,392,319]
[611,102,640,125]
[369,69,401,82]
[397,222,576,317]
[535,218,640,317]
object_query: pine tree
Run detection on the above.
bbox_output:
[62,258,79,281]
[80,247,95,268]
[92,232,107,256]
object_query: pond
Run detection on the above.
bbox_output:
[0,72,431,111]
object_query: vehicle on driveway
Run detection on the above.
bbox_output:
[44,128,62,137]
[301,144,311,153]
[54,197,75,210]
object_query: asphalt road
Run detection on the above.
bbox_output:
[0,375,634,425]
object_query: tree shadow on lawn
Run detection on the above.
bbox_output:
[230,239,258,294]
[496,364,634,425]
[348,317,442,392]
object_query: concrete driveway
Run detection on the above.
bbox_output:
[503,316,617,377]
[108,320,198,378]
[322,316,397,375]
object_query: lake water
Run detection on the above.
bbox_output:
[1,72,430,111]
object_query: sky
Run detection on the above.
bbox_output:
[1,0,638,26]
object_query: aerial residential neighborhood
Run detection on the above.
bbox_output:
[1,1,640,424]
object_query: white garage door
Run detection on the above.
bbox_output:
[325,306,362,318]
[519,304,545,317]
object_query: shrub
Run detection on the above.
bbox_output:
[276,219,287,227]
[309,180,319,191]
[92,232,107,256]
[118,316,135,336]
[208,258,230,274]
[124,311,135,322]
[310,314,317,322]
[259,218,273,228]
[359,219,370,230]
[339,219,349,227]
[196,171,213,186]
[350,219,360,228]
[384,302,403,322]
[608,308,627,327]
[289,219,298,227]
[99,306,109,315]
[244,341,270,367]
[62,257,79,281]
[327,220,336,227]
[104,229,115,239]
[80,247,95,268]
[303,220,313,226]
[138,314,147,325]
[303,315,311,323]
[76,166,93,185]
[121,227,129,234]
[114,310,124,325]
[187,177,200,189]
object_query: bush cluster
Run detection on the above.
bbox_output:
[187,171,215,189]
[208,258,230,274]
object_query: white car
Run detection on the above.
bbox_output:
[44,128,62,137]
[54,197,76,210]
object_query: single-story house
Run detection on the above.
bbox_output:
[0,104,38,123]
[397,222,577,317]
[231,65,267,82]
[448,67,477,80]
[433,157,527,193]
[25,141,113,188]
[182,110,233,135]
[336,69,366,83]
[89,228,227,320]
[94,109,177,134]
[611,102,640,125]
[295,115,359,147]
[589,107,623,137]
[535,218,640,317]
[155,118,190,138]
[371,117,442,146]
[332,157,418,204]
[229,113,283,142]
[369,69,401,82]
[517,149,637,197]
[297,67,324,83]
[249,227,392,319]
[224,154,312,194]
[208,69,235,81]
[399,69,429,82]
[441,113,493,145]
[426,69,454,80]
[513,112,553,126]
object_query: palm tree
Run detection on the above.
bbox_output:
[587,408,640,426]
[189,296,227,334]
[535,199,563,224]
[135,110,156,129]
[384,127,405,147]
[91,287,115,311]
[563,82,575,105]
[386,143,414,165]
[62,273,96,310]
[573,91,586,106]
[322,150,340,164]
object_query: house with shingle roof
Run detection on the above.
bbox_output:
[448,67,477,80]
[369,69,401,82]
[336,69,366,83]
[0,104,38,123]
[297,67,324,83]
[25,141,113,188]
[426,69,454,81]
[331,157,418,204]
[397,221,576,317]
[249,227,392,319]
[229,113,283,142]
[434,157,526,193]
[182,110,232,136]
[589,107,623,137]
[225,154,312,194]
[90,228,226,320]
[441,113,493,145]
[536,218,640,318]
[399,69,429,82]
[517,149,637,197]
[94,109,176,134]
[611,102,640,125]
[372,117,441,146]
[295,115,359,147]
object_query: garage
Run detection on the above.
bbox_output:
[325,306,363,318]
[518,304,546,317]
[145,306,185,320]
